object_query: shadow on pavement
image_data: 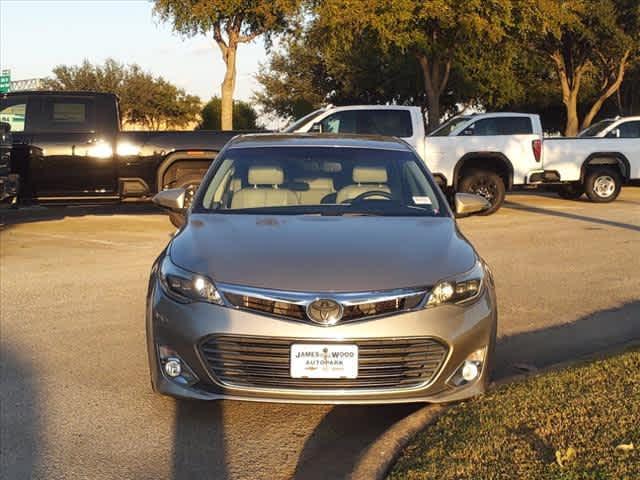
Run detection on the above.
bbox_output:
[495,300,640,380]
[0,345,40,479]
[292,403,422,480]
[164,303,640,479]
[0,203,161,228]
[502,201,640,232]
[171,400,228,479]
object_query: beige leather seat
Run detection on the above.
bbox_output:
[336,165,391,203]
[231,166,299,209]
[295,177,335,205]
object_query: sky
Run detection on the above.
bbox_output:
[0,0,268,102]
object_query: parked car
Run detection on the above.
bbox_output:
[0,121,18,203]
[147,133,497,403]
[0,91,248,204]
[287,106,544,214]
[540,116,640,202]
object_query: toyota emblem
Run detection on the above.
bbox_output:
[306,298,343,326]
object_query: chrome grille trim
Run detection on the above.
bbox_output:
[199,335,449,391]
[217,282,430,325]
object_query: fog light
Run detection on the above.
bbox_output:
[164,358,182,377]
[461,361,479,381]
[447,346,487,387]
[158,345,199,386]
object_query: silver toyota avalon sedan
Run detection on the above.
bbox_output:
[147,134,497,404]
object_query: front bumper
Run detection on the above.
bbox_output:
[146,280,497,404]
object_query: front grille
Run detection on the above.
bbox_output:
[199,335,448,390]
[342,295,424,321]
[220,286,427,324]
[224,293,306,320]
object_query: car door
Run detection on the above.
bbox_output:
[607,120,640,179]
[457,116,538,184]
[28,95,117,198]
[0,94,37,198]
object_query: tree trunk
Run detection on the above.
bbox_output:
[580,49,631,130]
[564,94,579,137]
[550,51,583,137]
[220,45,237,131]
[425,90,441,132]
[416,53,451,132]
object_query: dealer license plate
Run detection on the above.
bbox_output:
[290,344,358,379]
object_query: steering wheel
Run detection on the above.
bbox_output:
[341,190,393,204]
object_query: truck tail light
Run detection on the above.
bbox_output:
[532,139,542,162]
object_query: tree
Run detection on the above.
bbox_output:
[517,0,640,135]
[153,0,302,130]
[42,59,201,130]
[314,0,515,130]
[254,29,427,121]
[199,97,259,129]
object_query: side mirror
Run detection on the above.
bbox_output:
[153,188,186,228]
[455,193,491,216]
[0,122,11,134]
[309,123,322,133]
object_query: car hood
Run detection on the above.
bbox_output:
[170,214,477,292]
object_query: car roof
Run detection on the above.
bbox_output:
[472,112,535,118]
[227,133,414,152]
[327,105,418,111]
[2,90,117,98]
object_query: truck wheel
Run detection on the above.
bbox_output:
[557,184,584,200]
[459,170,506,215]
[584,167,622,203]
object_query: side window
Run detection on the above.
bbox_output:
[616,121,640,138]
[356,110,413,137]
[461,117,533,136]
[36,98,96,132]
[0,100,27,132]
[320,111,357,134]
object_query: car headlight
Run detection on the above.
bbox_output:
[158,255,223,305]
[427,260,484,307]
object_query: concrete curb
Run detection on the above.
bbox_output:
[349,404,447,480]
[352,339,640,480]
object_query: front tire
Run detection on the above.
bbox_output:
[584,167,622,203]
[459,170,506,215]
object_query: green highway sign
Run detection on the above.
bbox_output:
[0,69,11,93]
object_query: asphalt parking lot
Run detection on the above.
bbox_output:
[1,189,639,480]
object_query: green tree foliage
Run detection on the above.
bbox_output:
[516,0,640,135]
[254,29,428,121]
[198,97,259,130]
[313,0,516,131]
[42,59,201,130]
[153,0,302,130]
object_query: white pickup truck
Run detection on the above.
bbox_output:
[541,116,640,202]
[287,105,544,214]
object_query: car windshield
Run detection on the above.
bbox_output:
[428,116,471,136]
[282,109,326,132]
[198,145,445,217]
[578,120,615,137]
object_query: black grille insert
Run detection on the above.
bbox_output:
[199,335,448,390]
[222,291,426,324]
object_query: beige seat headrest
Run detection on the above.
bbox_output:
[305,178,334,190]
[353,165,388,184]
[248,166,284,185]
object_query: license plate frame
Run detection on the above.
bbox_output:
[290,344,359,379]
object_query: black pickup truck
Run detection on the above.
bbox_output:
[0,91,243,204]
